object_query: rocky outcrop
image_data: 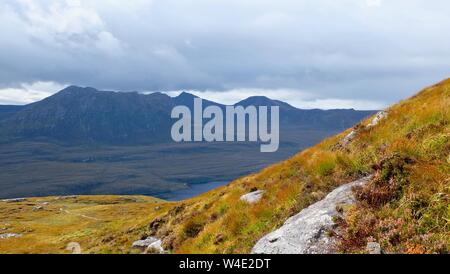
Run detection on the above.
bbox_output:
[341,129,359,146]
[367,110,388,128]
[240,190,264,204]
[339,110,388,147]
[252,176,372,254]
[132,237,164,254]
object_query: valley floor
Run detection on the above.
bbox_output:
[0,195,169,254]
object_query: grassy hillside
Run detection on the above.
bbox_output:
[148,78,449,254]
[0,196,169,254]
[0,79,448,254]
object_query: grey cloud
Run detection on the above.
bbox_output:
[0,0,449,107]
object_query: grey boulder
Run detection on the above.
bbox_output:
[132,237,164,253]
[240,190,265,204]
[252,176,372,254]
[366,242,382,254]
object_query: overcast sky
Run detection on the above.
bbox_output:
[0,0,449,109]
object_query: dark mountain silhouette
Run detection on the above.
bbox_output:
[235,96,372,128]
[0,86,375,145]
[0,86,174,143]
[236,96,296,109]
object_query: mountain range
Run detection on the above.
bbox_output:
[0,86,375,199]
[0,86,374,144]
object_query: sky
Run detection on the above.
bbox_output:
[0,0,449,109]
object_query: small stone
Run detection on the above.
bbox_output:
[33,206,44,211]
[66,242,82,254]
[132,237,160,252]
[366,242,382,254]
[1,198,27,203]
[240,190,265,204]
[0,233,22,239]
[144,239,164,254]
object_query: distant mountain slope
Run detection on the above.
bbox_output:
[0,105,24,121]
[236,95,371,129]
[0,86,375,144]
[0,86,174,143]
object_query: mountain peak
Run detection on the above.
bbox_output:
[58,85,99,95]
[236,96,295,109]
[173,92,200,105]
[146,92,171,99]
[176,91,198,99]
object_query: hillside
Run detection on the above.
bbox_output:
[0,79,448,254]
[0,105,24,121]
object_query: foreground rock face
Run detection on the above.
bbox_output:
[252,176,372,254]
[240,190,265,204]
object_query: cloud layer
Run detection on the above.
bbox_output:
[0,0,449,108]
